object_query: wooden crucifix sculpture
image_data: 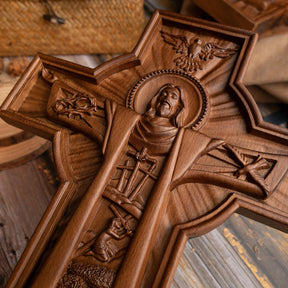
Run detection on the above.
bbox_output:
[1,10,288,288]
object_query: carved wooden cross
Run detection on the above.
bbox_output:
[1,10,288,288]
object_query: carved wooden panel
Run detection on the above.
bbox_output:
[1,10,288,288]
[193,0,288,37]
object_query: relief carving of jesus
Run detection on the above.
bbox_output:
[32,68,278,288]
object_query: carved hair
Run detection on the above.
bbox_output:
[145,83,187,127]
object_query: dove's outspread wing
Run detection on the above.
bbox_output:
[160,31,190,54]
[199,43,238,61]
[161,31,238,72]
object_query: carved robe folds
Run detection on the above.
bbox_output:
[48,96,216,287]
[33,69,286,287]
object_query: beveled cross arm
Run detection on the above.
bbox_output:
[43,69,108,146]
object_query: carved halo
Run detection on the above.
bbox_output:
[126,70,209,130]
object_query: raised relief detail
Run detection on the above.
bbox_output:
[1,12,288,288]
[52,91,100,128]
[161,32,238,72]
[241,0,274,11]
[41,67,286,288]
[224,144,271,196]
[57,262,116,288]
[103,148,158,219]
[58,205,135,287]
[193,0,288,36]
[53,80,192,287]
[86,205,134,262]
[190,143,277,198]
[235,0,286,11]
[127,70,209,130]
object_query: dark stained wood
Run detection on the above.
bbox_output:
[193,0,288,37]
[0,10,288,288]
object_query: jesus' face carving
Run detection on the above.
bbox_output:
[156,86,181,119]
[145,83,186,128]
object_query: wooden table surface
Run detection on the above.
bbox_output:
[1,1,288,287]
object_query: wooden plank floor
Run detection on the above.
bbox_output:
[0,150,58,287]
[172,214,288,288]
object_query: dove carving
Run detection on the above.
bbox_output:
[161,31,238,72]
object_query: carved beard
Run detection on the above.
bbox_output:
[156,100,172,118]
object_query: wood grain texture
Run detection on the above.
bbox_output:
[0,151,58,287]
[1,156,287,287]
[172,213,288,288]
[193,0,288,38]
[0,10,287,288]
[0,64,50,168]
